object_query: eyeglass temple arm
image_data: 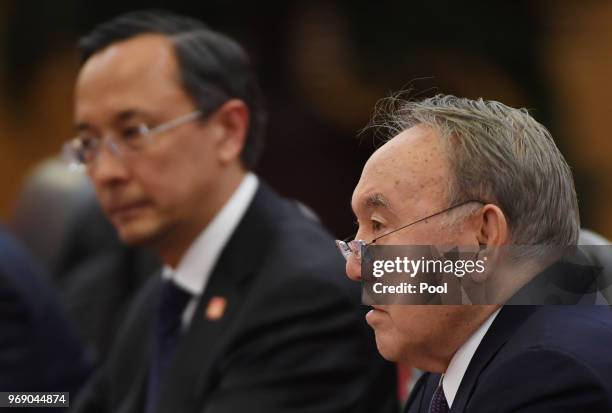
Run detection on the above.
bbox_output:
[148,110,202,135]
[370,199,485,243]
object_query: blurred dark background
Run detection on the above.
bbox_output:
[0,0,611,240]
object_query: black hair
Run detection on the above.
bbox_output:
[79,9,266,169]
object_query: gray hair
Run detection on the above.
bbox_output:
[369,93,580,247]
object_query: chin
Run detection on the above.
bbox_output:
[374,333,402,362]
[117,229,150,246]
[115,221,160,247]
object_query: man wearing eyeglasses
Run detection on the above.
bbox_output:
[340,95,612,412]
[68,10,397,413]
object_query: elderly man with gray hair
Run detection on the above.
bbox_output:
[339,94,612,412]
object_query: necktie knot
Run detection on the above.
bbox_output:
[158,280,192,331]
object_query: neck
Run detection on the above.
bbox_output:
[485,256,549,304]
[416,305,499,373]
[156,165,248,268]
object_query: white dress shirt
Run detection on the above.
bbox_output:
[161,172,259,327]
[442,308,501,407]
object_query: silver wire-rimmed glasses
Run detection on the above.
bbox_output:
[335,200,485,261]
[62,110,202,170]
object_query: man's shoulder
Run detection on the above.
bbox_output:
[0,228,64,319]
[242,182,351,288]
[249,181,333,241]
[500,306,612,362]
[0,228,44,292]
[478,306,612,376]
[469,306,612,411]
[450,306,612,412]
[0,228,92,392]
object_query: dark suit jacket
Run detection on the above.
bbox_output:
[404,304,612,411]
[0,226,92,399]
[72,183,398,413]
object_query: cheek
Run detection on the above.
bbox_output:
[410,222,468,246]
[385,306,442,347]
[125,165,184,219]
[453,221,481,245]
[133,148,214,205]
[385,226,445,246]
[371,307,419,361]
[387,306,419,334]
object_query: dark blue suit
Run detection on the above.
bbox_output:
[404,305,612,412]
[0,226,92,398]
[71,184,398,413]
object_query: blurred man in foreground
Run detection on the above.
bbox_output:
[0,226,91,402]
[340,94,612,412]
[66,10,396,413]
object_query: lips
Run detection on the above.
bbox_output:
[365,306,388,327]
[106,200,150,219]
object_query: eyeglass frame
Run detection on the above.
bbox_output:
[335,199,486,261]
[62,110,202,171]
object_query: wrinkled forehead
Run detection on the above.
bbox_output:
[352,125,450,214]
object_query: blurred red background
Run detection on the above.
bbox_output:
[0,0,610,240]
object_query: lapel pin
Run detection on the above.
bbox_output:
[205,296,227,321]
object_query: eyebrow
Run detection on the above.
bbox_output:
[74,109,149,132]
[365,193,391,209]
[116,109,146,122]
[74,122,90,132]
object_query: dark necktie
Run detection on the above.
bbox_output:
[145,279,192,413]
[429,382,449,413]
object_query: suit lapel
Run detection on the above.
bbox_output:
[409,259,593,413]
[155,184,281,413]
[450,306,537,412]
[109,276,161,413]
[451,258,594,411]
[116,369,148,413]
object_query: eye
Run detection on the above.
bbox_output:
[77,136,100,163]
[120,125,143,141]
[79,135,98,148]
[371,220,383,232]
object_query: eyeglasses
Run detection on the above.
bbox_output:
[62,110,202,170]
[335,199,485,261]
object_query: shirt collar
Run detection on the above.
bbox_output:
[443,308,501,407]
[162,172,259,296]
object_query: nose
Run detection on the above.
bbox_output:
[345,254,362,282]
[88,141,130,186]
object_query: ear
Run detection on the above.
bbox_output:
[476,204,509,246]
[209,99,249,164]
[464,204,508,286]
